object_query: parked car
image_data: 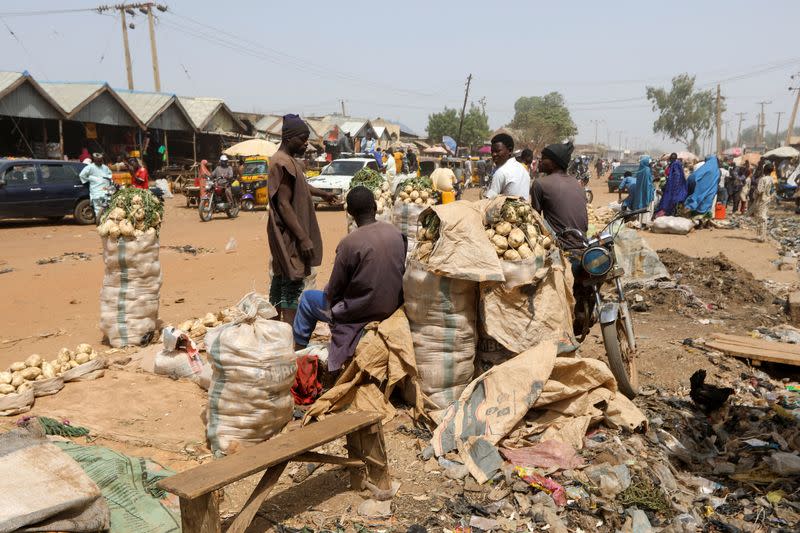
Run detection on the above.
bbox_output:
[607,163,639,192]
[306,157,380,207]
[0,159,94,224]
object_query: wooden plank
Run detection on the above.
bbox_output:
[706,340,800,366]
[293,451,364,467]
[159,411,382,499]
[225,462,287,533]
[710,333,800,356]
[179,492,221,533]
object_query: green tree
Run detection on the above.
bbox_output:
[646,74,722,154]
[508,92,577,153]
[426,105,490,150]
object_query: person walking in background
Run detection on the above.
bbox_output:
[406,148,418,174]
[751,162,774,242]
[79,152,113,221]
[484,133,530,200]
[740,169,751,214]
[267,114,338,325]
[196,159,211,198]
[655,152,687,217]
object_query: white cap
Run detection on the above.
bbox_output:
[219,155,229,161]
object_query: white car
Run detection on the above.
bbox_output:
[307,158,380,206]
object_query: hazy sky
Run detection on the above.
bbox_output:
[2,0,799,152]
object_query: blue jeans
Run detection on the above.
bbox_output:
[293,290,331,346]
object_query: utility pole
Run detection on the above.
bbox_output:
[617,131,622,153]
[715,84,722,157]
[340,100,346,116]
[775,111,785,148]
[455,73,472,155]
[735,112,746,147]
[120,9,134,89]
[98,4,168,92]
[145,4,161,91]
[787,74,800,146]
[756,100,771,148]
[724,120,731,146]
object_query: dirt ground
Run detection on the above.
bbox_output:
[1,173,798,531]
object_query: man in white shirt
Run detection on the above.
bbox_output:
[484,133,530,200]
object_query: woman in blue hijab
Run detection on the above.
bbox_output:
[655,153,687,217]
[683,156,721,216]
[623,155,654,210]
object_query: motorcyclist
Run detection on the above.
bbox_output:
[210,155,235,205]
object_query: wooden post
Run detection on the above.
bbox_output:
[147,5,162,92]
[58,119,64,159]
[120,9,134,90]
[226,462,287,533]
[346,423,391,491]
[715,84,722,157]
[179,492,221,533]
[164,131,169,165]
[192,132,197,163]
[787,87,800,146]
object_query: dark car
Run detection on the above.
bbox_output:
[608,163,639,192]
[0,159,94,224]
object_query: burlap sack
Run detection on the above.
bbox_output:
[0,387,34,416]
[32,377,64,397]
[62,358,107,382]
[392,199,426,257]
[403,261,477,409]
[480,250,576,355]
[99,233,162,347]
[205,292,296,455]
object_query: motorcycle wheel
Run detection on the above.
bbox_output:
[199,197,213,222]
[241,198,255,211]
[227,202,240,219]
[601,318,639,399]
[585,190,594,204]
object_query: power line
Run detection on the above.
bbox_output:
[0,8,100,17]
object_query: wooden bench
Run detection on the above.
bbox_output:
[158,411,390,533]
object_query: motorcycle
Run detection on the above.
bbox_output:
[576,169,593,204]
[560,207,649,399]
[199,180,240,221]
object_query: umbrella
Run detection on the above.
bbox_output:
[423,146,447,155]
[741,152,762,165]
[676,151,699,162]
[763,146,800,159]
[477,145,491,155]
[223,139,278,157]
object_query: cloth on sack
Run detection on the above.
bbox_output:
[501,439,585,471]
[651,215,694,235]
[684,156,721,215]
[32,376,64,397]
[418,201,504,282]
[153,326,211,389]
[205,292,297,456]
[480,249,577,355]
[403,261,478,410]
[613,227,670,286]
[432,343,646,483]
[99,232,162,347]
[0,386,34,416]
[303,308,427,423]
[291,354,322,405]
[53,441,180,533]
[0,427,109,532]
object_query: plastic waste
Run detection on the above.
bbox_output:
[584,462,631,498]
[765,451,800,475]
[225,237,237,253]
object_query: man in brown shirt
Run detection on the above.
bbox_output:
[293,186,407,370]
[531,141,588,250]
[268,114,337,324]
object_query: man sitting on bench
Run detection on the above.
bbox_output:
[293,186,407,372]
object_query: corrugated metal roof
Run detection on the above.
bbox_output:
[341,120,367,136]
[0,71,24,96]
[178,96,245,133]
[254,114,282,132]
[115,90,174,124]
[39,82,104,114]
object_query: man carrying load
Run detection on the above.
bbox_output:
[268,114,338,325]
[293,186,407,371]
